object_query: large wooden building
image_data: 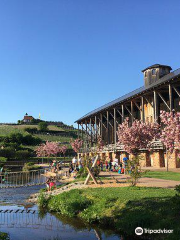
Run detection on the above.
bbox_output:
[76,64,180,168]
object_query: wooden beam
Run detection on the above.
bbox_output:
[158,92,170,110]
[117,109,122,117]
[95,116,97,141]
[107,111,109,144]
[125,105,132,116]
[85,122,88,147]
[84,155,98,185]
[172,86,180,97]
[133,100,141,111]
[122,104,124,122]
[100,114,103,139]
[141,96,145,122]
[86,167,98,185]
[131,101,134,123]
[81,123,83,140]
[90,118,92,146]
[169,84,173,111]
[78,123,79,139]
[144,96,153,107]
[154,91,159,122]
[114,108,117,145]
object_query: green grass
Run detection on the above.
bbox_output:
[0,125,26,135]
[39,187,180,239]
[144,171,180,181]
[35,134,72,142]
[13,124,65,131]
[0,124,76,151]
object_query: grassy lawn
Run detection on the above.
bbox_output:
[39,187,180,239]
[35,134,73,142]
[144,171,180,181]
[0,125,25,135]
[13,124,65,131]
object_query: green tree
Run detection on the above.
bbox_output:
[38,122,48,132]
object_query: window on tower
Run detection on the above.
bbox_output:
[152,69,156,75]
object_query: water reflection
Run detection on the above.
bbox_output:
[0,205,121,240]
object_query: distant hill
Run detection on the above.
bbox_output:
[0,122,78,150]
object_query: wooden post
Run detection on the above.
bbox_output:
[90,118,92,147]
[122,104,124,122]
[100,113,103,141]
[78,123,80,139]
[114,108,117,145]
[131,101,134,123]
[169,84,173,111]
[84,155,98,185]
[86,167,98,185]
[141,96,144,122]
[85,122,87,148]
[95,115,97,142]
[107,111,109,144]
[81,123,83,140]
[154,91,158,122]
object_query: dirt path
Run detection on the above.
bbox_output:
[28,170,180,203]
[100,172,180,188]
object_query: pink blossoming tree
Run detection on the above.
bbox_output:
[117,118,160,186]
[117,118,160,155]
[160,110,180,171]
[36,141,60,158]
[70,139,83,153]
[60,145,67,159]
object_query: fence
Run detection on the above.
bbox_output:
[0,169,46,188]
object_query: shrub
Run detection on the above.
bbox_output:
[0,157,7,167]
[0,232,10,240]
[126,155,146,186]
[24,127,38,134]
[38,122,48,132]
[175,185,180,195]
[9,133,24,144]
[47,189,91,217]
[0,147,15,159]
[22,162,41,171]
[16,150,31,160]
[0,157,7,163]
[22,134,42,145]
[38,192,50,208]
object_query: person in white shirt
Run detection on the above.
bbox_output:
[113,154,119,170]
[72,157,77,169]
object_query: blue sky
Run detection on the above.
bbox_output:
[0,0,180,126]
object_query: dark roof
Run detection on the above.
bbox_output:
[142,64,172,72]
[76,67,180,123]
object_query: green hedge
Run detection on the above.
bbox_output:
[39,187,180,239]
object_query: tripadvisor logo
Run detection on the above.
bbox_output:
[135,227,143,235]
[135,227,173,235]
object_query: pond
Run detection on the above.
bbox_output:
[0,181,122,239]
[0,204,121,240]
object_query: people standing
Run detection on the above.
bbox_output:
[113,154,119,170]
[72,156,77,170]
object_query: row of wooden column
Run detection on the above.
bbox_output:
[78,83,175,146]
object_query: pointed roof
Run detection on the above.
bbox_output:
[142,64,172,72]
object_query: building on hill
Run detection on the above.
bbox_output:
[76,64,180,168]
[23,113,34,123]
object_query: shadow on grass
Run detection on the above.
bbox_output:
[115,195,180,239]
